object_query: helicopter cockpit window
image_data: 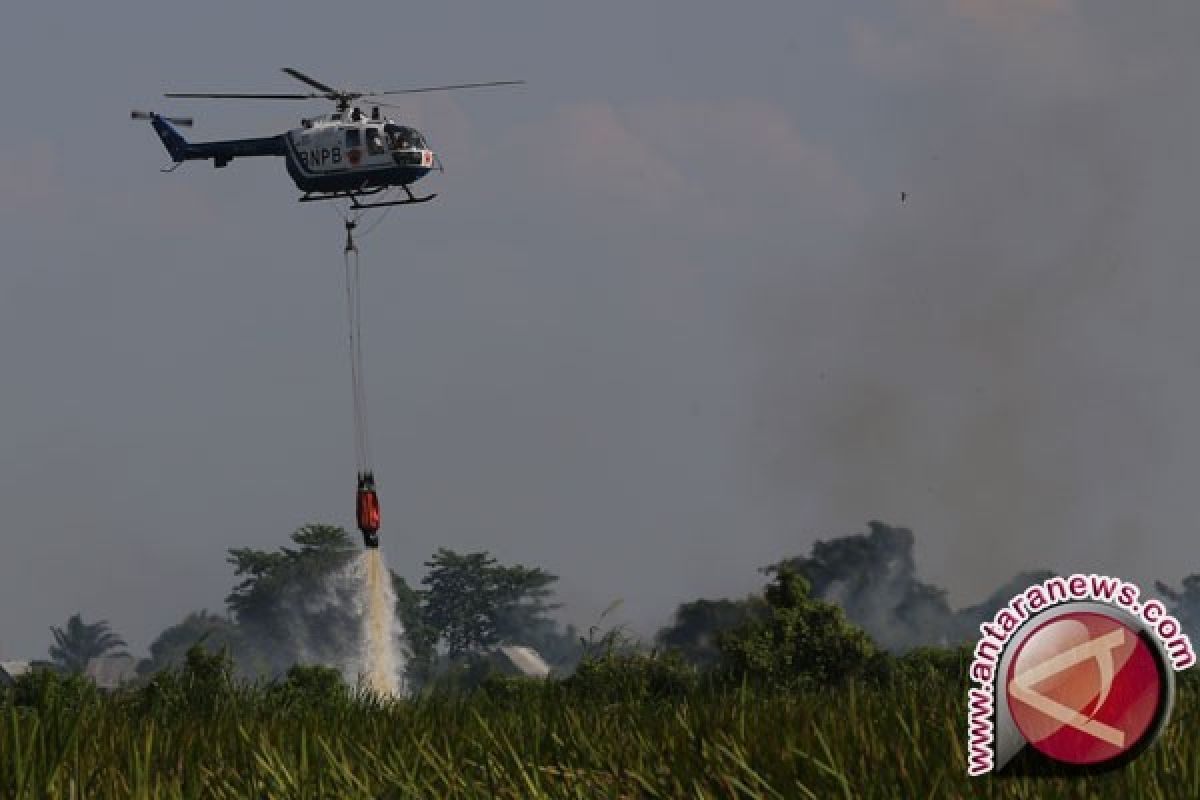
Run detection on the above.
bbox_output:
[385,125,426,151]
[365,127,385,156]
[345,128,362,149]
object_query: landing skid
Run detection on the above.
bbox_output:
[298,185,437,208]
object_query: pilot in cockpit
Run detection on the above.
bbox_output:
[365,127,385,155]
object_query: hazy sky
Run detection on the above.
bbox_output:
[3,1,1199,658]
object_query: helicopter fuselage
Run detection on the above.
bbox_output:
[147,110,435,197]
[283,112,435,194]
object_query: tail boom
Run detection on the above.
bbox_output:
[143,112,285,168]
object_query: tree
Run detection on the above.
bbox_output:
[139,611,241,677]
[492,562,576,664]
[493,563,562,642]
[392,572,436,683]
[718,568,878,687]
[656,597,767,667]
[771,521,954,651]
[225,525,361,676]
[421,548,568,659]
[140,644,236,714]
[422,550,505,657]
[48,613,128,674]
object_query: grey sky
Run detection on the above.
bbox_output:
[3,1,1199,658]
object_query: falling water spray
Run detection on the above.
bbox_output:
[358,547,405,696]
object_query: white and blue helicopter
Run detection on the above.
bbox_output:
[134,67,523,208]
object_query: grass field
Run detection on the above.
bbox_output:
[1,662,1196,799]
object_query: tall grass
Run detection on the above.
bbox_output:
[1,669,1196,798]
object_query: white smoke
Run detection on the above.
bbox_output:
[241,547,408,695]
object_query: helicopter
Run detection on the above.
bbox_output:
[134,67,523,208]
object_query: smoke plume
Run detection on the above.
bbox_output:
[748,2,1200,602]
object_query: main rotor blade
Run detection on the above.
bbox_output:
[282,67,338,95]
[366,80,525,97]
[358,99,410,111]
[164,92,321,100]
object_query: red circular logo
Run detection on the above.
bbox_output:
[1006,611,1164,766]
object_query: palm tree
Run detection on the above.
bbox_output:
[48,614,129,673]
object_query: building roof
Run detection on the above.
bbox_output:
[85,655,138,690]
[494,645,551,678]
[0,661,31,685]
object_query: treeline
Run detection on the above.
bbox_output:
[38,520,1200,690]
[147,525,581,687]
[17,522,1200,797]
[657,520,1054,659]
[658,520,1200,663]
[38,525,580,688]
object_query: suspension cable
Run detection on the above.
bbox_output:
[343,219,370,475]
[335,201,388,547]
[354,227,372,471]
[334,194,398,476]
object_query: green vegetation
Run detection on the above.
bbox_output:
[21,520,1200,796]
[47,614,128,675]
[2,647,1197,798]
[9,561,1198,798]
[138,526,580,686]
